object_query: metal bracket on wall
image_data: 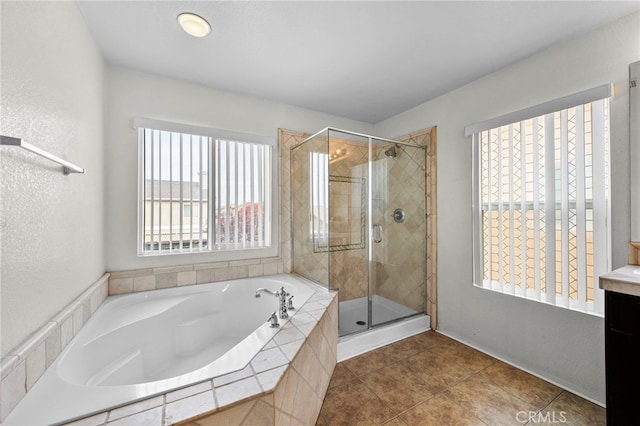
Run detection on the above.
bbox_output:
[1,135,85,175]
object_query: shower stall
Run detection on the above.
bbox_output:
[290,128,429,341]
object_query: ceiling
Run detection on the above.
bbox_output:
[78,1,640,124]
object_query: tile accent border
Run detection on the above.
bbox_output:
[62,287,338,426]
[108,258,285,295]
[0,274,110,422]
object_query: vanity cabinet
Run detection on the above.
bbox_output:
[605,290,640,425]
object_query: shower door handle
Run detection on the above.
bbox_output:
[372,224,383,243]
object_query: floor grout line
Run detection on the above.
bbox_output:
[318,331,605,426]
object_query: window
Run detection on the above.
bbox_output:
[136,119,273,256]
[467,85,611,316]
[309,151,329,248]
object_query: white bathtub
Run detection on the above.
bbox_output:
[5,274,318,425]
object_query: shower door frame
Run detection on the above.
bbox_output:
[366,132,427,331]
[290,127,427,336]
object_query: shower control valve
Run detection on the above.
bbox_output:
[392,208,406,223]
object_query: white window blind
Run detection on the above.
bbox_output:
[136,120,272,256]
[212,139,271,251]
[467,86,611,316]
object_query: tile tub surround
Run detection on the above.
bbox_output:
[0,274,110,422]
[108,258,285,295]
[599,264,640,297]
[57,286,338,426]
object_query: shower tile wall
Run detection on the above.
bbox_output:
[328,140,369,302]
[326,135,429,312]
[371,137,427,313]
[288,131,370,299]
[285,128,437,320]
[290,134,330,286]
[278,129,310,273]
[398,129,437,322]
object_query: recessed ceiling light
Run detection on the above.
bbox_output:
[177,13,211,38]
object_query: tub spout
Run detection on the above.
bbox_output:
[255,288,277,298]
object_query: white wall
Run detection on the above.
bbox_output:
[374,11,640,404]
[105,66,373,271]
[0,2,105,357]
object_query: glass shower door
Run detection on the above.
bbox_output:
[292,128,426,337]
[327,129,370,336]
[370,140,426,327]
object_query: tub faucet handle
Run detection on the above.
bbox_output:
[267,311,279,328]
[287,295,295,310]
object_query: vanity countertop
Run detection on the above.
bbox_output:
[599,265,640,297]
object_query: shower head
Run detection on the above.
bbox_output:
[384,145,398,158]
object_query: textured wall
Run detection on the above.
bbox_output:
[374,11,640,404]
[0,2,105,357]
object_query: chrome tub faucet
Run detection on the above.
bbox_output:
[255,286,294,319]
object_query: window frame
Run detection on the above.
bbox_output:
[466,85,612,317]
[134,118,278,260]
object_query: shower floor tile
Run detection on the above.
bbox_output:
[316,330,605,426]
[338,296,418,336]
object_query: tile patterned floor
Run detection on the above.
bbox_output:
[316,331,605,426]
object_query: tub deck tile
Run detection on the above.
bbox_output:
[295,322,317,337]
[166,381,213,403]
[250,347,288,374]
[212,365,253,388]
[289,312,316,326]
[107,395,164,421]
[65,411,108,426]
[273,326,304,346]
[108,406,163,426]
[256,365,287,390]
[279,339,305,361]
[262,340,277,350]
[301,301,326,312]
[164,391,216,424]
[215,376,262,407]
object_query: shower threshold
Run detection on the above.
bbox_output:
[337,296,430,362]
